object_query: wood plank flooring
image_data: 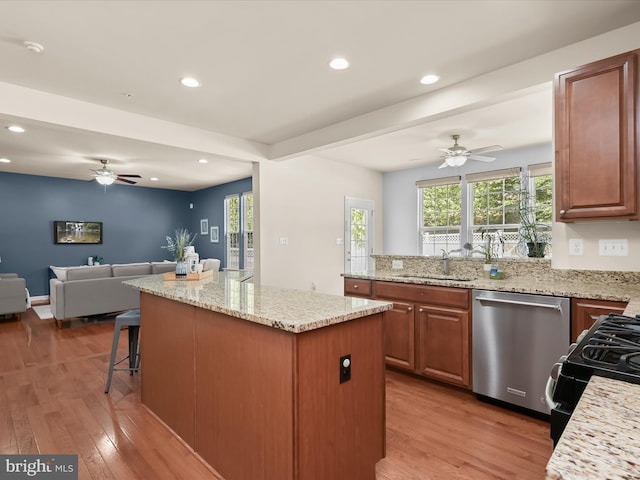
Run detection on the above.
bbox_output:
[0,307,552,479]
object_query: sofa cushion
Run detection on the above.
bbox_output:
[112,262,152,277]
[151,261,177,274]
[51,265,113,282]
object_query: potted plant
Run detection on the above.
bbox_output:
[479,228,504,277]
[165,228,197,277]
[519,190,550,258]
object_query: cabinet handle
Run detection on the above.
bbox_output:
[419,308,424,313]
[407,307,413,312]
[353,284,358,289]
[559,209,566,215]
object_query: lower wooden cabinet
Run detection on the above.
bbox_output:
[571,298,628,341]
[345,278,471,389]
[381,301,415,371]
[415,305,470,387]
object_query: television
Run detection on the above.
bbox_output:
[54,221,103,244]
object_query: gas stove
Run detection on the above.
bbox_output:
[550,313,640,445]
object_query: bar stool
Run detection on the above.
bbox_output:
[105,309,141,393]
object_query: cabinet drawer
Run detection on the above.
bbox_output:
[344,278,372,297]
[375,281,469,309]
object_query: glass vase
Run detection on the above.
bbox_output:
[176,260,188,279]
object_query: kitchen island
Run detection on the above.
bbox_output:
[124,271,392,480]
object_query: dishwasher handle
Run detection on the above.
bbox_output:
[475,296,563,312]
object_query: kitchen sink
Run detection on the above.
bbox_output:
[391,273,474,282]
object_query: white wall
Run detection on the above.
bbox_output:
[253,155,383,295]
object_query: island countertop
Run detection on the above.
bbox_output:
[125,270,392,333]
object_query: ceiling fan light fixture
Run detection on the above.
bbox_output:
[447,155,467,167]
[96,175,116,186]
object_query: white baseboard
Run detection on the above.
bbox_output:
[30,295,49,303]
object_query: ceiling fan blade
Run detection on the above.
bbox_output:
[438,161,450,169]
[116,177,137,184]
[470,155,496,162]
[470,145,503,155]
[116,174,142,178]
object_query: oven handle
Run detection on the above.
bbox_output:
[544,360,565,410]
[476,296,563,312]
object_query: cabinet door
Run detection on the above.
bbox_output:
[415,305,470,388]
[381,301,415,371]
[571,298,627,341]
[555,50,638,221]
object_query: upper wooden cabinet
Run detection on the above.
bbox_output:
[555,50,639,221]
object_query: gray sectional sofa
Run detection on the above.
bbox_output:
[49,259,220,327]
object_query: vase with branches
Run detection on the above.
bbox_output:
[164,228,197,277]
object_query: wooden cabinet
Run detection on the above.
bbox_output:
[571,298,628,341]
[555,50,639,221]
[345,278,471,388]
[343,278,372,298]
[380,300,415,370]
[415,305,470,387]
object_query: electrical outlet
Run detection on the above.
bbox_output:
[598,239,628,256]
[569,238,583,256]
[392,260,403,269]
[339,354,351,384]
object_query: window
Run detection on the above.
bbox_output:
[242,192,254,271]
[416,164,553,259]
[468,168,521,257]
[417,176,462,256]
[225,194,240,269]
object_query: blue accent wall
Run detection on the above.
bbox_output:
[0,172,251,296]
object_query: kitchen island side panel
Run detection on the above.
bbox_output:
[296,312,385,480]
[194,308,295,480]
[140,292,196,447]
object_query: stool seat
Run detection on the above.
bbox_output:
[105,309,141,393]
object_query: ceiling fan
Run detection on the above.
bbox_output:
[437,134,502,169]
[90,159,141,185]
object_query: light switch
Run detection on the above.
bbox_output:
[598,239,628,256]
[279,237,289,246]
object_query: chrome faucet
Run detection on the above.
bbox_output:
[440,249,450,276]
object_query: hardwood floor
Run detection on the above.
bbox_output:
[0,308,552,479]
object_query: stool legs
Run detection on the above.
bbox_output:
[105,324,122,393]
[105,310,141,394]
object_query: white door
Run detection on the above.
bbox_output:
[344,197,375,275]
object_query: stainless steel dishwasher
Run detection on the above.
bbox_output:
[472,290,569,415]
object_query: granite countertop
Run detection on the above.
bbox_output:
[545,376,640,479]
[124,271,392,333]
[343,271,640,316]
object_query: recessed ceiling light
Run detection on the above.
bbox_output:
[24,41,44,54]
[180,77,201,88]
[150,177,159,181]
[329,58,350,70]
[420,74,440,85]
[6,125,25,133]
[0,158,11,163]
[197,158,208,164]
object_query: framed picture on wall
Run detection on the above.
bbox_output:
[54,220,103,244]
[200,218,208,235]
[210,226,219,243]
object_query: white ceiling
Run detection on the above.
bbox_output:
[0,1,639,190]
